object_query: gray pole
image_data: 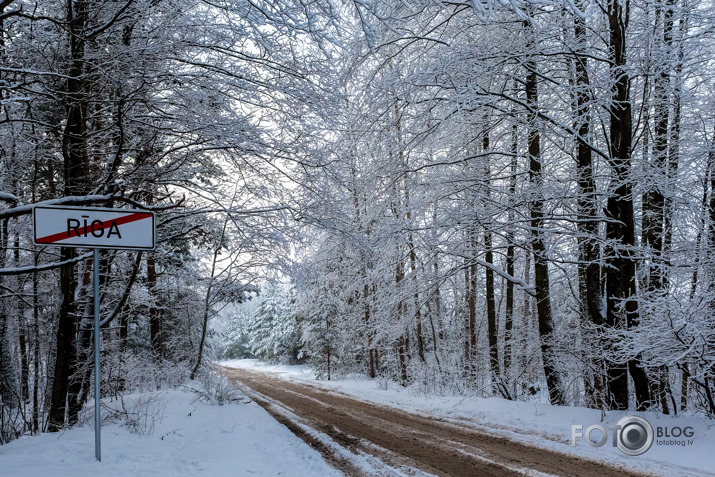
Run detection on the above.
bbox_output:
[94,248,101,462]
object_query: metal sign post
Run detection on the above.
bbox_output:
[94,248,101,461]
[33,205,155,462]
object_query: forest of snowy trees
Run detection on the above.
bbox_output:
[1,0,714,445]
[0,0,303,442]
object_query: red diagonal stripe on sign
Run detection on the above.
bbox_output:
[36,212,153,244]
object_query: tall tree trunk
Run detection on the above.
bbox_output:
[525,21,565,405]
[364,283,376,378]
[395,235,409,386]
[147,255,162,357]
[398,332,408,385]
[605,0,652,410]
[405,182,425,364]
[0,0,17,417]
[326,314,332,381]
[504,130,517,375]
[410,235,426,363]
[48,246,80,431]
[464,238,478,380]
[190,221,228,380]
[17,296,28,410]
[32,252,40,434]
[48,0,91,432]
[427,222,442,369]
[706,129,715,312]
[664,0,682,258]
[485,230,498,376]
[397,249,409,386]
[482,133,499,384]
[0,219,18,409]
[432,211,444,343]
[12,230,29,411]
[645,0,677,414]
[663,0,683,414]
[572,8,606,409]
[685,132,714,410]
[31,163,41,434]
[66,320,92,427]
[643,1,671,294]
[391,102,411,385]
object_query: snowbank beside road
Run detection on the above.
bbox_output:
[0,386,339,477]
[222,359,715,477]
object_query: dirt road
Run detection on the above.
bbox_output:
[222,366,650,477]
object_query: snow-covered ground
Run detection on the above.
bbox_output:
[0,385,339,477]
[222,359,715,477]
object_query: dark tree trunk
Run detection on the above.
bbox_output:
[427,239,442,369]
[504,243,514,374]
[66,325,92,426]
[465,246,478,380]
[398,332,408,386]
[48,0,90,432]
[0,219,18,409]
[408,229,425,363]
[147,255,162,357]
[395,240,409,386]
[364,283,376,378]
[707,129,715,301]
[18,319,29,405]
[525,22,565,405]
[573,9,606,409]
[606,0,652,410]
[643,2,671,413]
[504,124,517,375]
[485,231,498,377]
[32,253,40,434]
[117,253,144,352]
[643,0,671,294]
[660,0,681,415]
[47,247,79,431]
[664,0,682,258]
[433,231,444,343]
[13,234,29,408]
[482,133,499,382]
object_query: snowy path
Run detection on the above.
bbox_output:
[222,365,652,477]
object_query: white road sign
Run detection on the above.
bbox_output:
[33,205,155,250]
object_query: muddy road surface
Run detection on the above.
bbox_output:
[222,366,650,477]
